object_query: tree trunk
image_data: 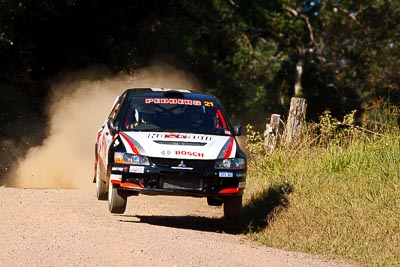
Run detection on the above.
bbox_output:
[284,97,307,147]
[264,114,281,153]
[294,46,305,97]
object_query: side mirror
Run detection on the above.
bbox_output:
[233,125,243,136]
[107,119,119,136]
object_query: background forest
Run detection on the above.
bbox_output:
[0,0,399,179]
[1,2,400,265]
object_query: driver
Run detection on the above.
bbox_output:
[130,105,156,128]
[185,106,206,130]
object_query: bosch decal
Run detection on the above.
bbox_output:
[175,150,204,157]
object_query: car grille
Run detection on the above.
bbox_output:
[163,176,203,190]
[150,157,214,169]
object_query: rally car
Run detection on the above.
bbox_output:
[94,88,246,219]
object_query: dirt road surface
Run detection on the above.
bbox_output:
[0,187,353,267]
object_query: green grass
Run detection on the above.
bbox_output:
[243,113,400,266]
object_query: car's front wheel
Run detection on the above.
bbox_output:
[223,195,242,219]
[95,161,107,200]
[108,181,127,214]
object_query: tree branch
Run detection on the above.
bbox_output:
[286,7,317,46]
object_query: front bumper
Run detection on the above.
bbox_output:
[109,159,246,197]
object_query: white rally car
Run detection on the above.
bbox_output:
[94,88,246,219]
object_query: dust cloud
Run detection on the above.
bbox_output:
[7,62,201,191]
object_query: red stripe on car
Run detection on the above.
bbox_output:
[119,132,140,155]
[120,182,144,189]
[216,109,227,128]
[223,137,234,158]
[219,188,239,194]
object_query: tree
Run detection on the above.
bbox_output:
[314,1,399,117]
[0,0,399,126]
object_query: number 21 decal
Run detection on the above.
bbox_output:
[204,101,214,107]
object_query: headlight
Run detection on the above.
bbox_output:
[114,152,150,165]
[215,158,245,169]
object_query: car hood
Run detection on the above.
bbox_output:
[118,131,237,160]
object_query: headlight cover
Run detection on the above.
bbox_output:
[114,152,150,165]
[215,158,245,170]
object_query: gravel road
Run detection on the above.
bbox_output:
[0,187,354,267]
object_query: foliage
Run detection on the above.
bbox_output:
[311,109,359,145]
[245,124,265,156]
[361,98,400,132]
[244,106,400,266]
[312,0,400,110]
[1,0,399,126]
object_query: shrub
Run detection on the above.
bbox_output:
[244,104,400,266]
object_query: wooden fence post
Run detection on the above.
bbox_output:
[264,114,281,153]
[284,97,307,147]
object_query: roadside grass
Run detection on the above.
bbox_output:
[243,109,400,267]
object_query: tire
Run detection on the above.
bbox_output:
[108,181,127,214]
[223,195,242,219]
[207,197,223,206]
[95,161,108,200]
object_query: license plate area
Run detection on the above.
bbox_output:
[163,177,203,190]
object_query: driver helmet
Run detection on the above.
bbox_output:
[134,104,156,124]
[185,105,206,128]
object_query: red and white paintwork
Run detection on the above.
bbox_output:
[96,125,238,177]
[118,131,237,159]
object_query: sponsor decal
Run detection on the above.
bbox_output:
[129,166,145,173]
[161,150,171,156]
[112,167,124,172]
[175,150,204,158]
[145,98,202,106]
[165,133,188,139]
[148,133,211,141]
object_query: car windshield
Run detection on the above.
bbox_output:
[119,96,232,135]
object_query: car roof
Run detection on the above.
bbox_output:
[123,88,216,101]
